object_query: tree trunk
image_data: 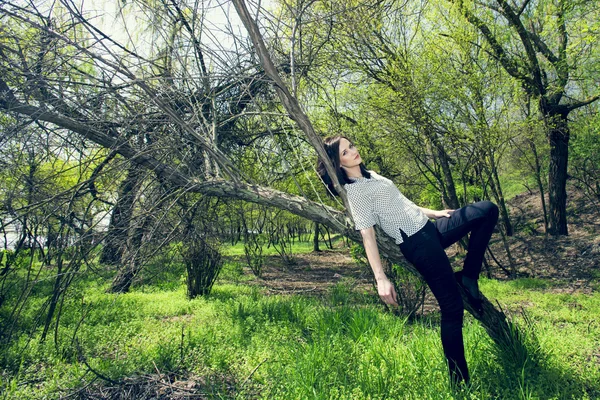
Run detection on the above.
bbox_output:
[498,227,516,278]
[109,262,136,294]
[528,138,549,234]
[100,162,143,265]
[488,155,514,236]
[109,217,149,293]
[546,113,569,236]
[41,253,63,343]
[313,222,320,252]
[436,142,460,209]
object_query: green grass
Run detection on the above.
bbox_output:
[498,171,540,201]
[1,248,600,399]
[221,236,342,257]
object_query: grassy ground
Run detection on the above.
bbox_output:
[1,239,600,399]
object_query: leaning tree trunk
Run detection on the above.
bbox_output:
[546,112,570,236]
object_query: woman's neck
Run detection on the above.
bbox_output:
[343,166,363,179]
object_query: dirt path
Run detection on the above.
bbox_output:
[235,248,375,296]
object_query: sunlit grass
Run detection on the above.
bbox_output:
[2,257,600,399]
[221,235,343,257]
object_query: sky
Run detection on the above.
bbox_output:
[81,0,273,59]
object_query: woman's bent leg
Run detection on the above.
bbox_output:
[400,222,469,384]
[434,201,499,279]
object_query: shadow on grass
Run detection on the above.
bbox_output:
[345,299,600,398]
[476,346,600,398]
[474,312,600,399]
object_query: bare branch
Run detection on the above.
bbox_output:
[451,1,534,88]
[564,94,600,113]
[494,0,545,92]
[1,4,244,183]
[231,0,349,209]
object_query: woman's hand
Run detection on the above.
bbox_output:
[418,207,455,219]
[376,277,398,306]
[431,209,454,219]
[360,227,398,307]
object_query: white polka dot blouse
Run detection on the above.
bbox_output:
[344,170,429,244]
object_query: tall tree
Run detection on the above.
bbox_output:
[449,0,600,235]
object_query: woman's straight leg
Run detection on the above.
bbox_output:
[399,222,469,384]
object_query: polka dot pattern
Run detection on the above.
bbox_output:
[344,170,429,244]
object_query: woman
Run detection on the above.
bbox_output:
[317,135,499,385]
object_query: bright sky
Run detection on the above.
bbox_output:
[82,0,273,61]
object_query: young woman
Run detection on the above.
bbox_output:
[317,135,499,385]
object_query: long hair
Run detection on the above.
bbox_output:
[317,135,371,197]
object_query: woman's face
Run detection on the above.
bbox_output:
[338,138,362,169]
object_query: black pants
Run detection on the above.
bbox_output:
[398,201,499,384]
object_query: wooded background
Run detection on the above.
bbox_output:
[0,0,599,366]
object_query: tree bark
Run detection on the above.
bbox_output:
[488,156,513,236]
[528,138,549,234]
[546,112,570,235]
[437,143,461,209]
[109,217,150,293]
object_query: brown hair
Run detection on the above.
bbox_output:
[317,135,371,197]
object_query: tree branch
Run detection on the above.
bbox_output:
[231,0,349,209]
[517,0,531,16]
[1,5,244,183]
[564,94,600,113]
[451,1,533,89]
[495,0,545,93]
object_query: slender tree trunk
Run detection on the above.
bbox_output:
[528,138,549,234]
[320,225,333,249]
[498,228,516,278]
[488,155,513,236]
[435,142,460,209]
[313,222,320,252]
[41,252,63,342]
[546,112,570,236]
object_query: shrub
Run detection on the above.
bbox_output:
[243,233,266,277]
[182,238,222,298]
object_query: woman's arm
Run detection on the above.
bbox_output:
[419,207,454,219]
[360,226,398,306]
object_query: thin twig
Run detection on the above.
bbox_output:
[242,358,268,387]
